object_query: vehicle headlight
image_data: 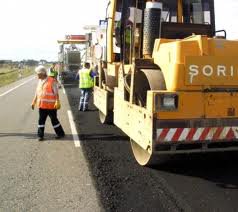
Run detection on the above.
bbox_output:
[155,94,178,111]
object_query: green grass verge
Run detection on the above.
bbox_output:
[0,67,35,87]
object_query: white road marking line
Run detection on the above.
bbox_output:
[62,86,66,94]
[67,110,81,148]
[0,76,35,97]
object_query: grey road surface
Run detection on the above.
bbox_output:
[2,76,238,212]
[0,76,101,211]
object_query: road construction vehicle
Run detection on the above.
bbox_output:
[93,0,238,166]
[58,35,87,83]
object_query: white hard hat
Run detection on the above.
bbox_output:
[35,65,47,74]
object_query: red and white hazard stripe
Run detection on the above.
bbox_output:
[157,127,238,143]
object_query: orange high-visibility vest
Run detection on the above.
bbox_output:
[36,77,57,109]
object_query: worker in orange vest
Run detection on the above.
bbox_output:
[31,65,65,141]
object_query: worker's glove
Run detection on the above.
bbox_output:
[54,100,61,110]
[31,100,36,110]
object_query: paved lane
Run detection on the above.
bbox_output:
[65,84,238,212]
[0,77,101,211]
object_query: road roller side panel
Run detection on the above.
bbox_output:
[154,119,238,154]
[114,87,238,157]
[148,91,238,120]
[156,126,238,144]
[114,88,154,153]
[153,36,238,92]
[94,86,109,116]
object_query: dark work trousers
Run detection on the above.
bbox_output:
[38,109,65,138]
[79,88,92,111]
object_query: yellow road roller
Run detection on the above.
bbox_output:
[93,0,238,166]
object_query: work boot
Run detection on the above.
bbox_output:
[83,106,89,112]
[38,137,44,142]
[55,134,65,140]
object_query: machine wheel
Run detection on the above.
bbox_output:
[130,140,168,167]
[134,69,166,107]
[99,111,113,124]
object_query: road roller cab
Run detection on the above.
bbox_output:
[93,0,238,166]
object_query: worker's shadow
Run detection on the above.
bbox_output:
[152,151,238,190]
[79,133,128,141]
[78,109,98,112]
[0,132,75,142]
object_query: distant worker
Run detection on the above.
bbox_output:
[18,63,23,78]
[48,63,58,79]
[115,8,133,63]
[183,0,194,23]
[77,62,96,111]
[49,62,62,88]
[31,65,65,141]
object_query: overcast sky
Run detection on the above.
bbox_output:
[0,0,237,61]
